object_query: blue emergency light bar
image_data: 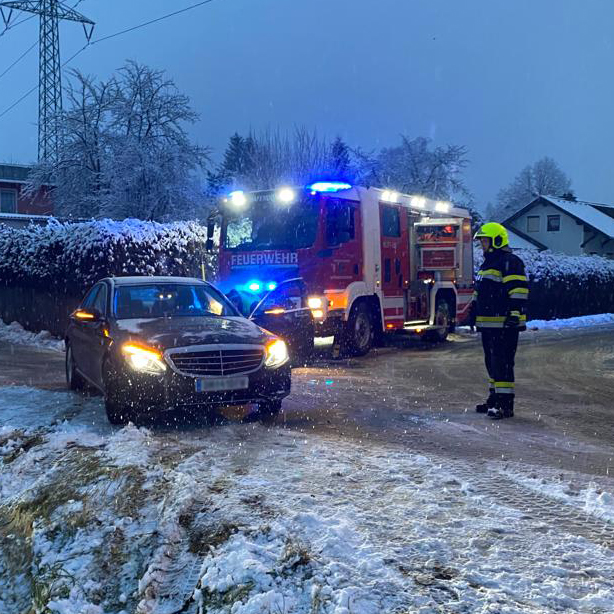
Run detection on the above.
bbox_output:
[308,181,352,193]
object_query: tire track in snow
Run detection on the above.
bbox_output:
[449,462,614,550]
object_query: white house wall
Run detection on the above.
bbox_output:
[510,202,583,255]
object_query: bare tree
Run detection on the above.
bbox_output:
[371,136,470,201]
[207,128,373,194]
[27,62,209,221]
[494,156,572,221]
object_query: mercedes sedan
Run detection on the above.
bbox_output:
[65,276,291,424]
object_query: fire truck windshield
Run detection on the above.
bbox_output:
[224,199,319,251]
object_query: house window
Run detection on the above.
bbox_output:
[526,215,540,233]
[0,189,17,213]
[547,215,560,232]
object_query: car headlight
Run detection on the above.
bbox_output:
[265,338,289,368]
[122,343,166,374]
[307,297,323,309]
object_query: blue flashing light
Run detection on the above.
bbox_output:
[308,181,352,193]
[247,281,261,292]
[267,282,277,291]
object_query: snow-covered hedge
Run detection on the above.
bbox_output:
[475,248,614,320]
[0,218,214,296]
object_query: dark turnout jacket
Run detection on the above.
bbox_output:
[474,248,528,330]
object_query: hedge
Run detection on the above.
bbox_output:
[475,248,614,320]
[0,218,214,297]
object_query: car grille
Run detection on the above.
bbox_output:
[168,348,264,377]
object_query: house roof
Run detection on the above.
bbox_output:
[0,164,31,182]
[504,225,546,250]
[504,196,614,240]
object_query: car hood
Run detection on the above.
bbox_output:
[111,316,270,350]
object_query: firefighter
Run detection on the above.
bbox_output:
[472,222,529,419]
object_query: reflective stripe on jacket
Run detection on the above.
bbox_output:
[474,249,528,330]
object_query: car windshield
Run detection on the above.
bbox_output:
[225,198,318,251]
[113,284,237,319]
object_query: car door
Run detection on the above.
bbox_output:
[70,284,101,376]
[88,282,110,388]
[250,278,315,359]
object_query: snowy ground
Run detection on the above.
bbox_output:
[2,317,614,613]
[2,384,614,614]
[0,319,65,352]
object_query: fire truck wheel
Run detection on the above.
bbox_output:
[343,302,374,356]
[428,299,451,343]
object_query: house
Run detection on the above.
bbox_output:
[503,195,614,258]
[505,226,546,251]
[0,163,53,216]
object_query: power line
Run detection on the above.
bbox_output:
[0,0,220,122]
[90,0,216,45]
[0,39,36,80]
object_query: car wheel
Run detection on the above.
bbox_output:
[102,359,136,425]
[427,300,450,343]
[66,344,86,390]
[342,302,373,356]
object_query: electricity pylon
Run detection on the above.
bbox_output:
[0,1,94,162]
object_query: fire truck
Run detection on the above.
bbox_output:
[212,182,474,357]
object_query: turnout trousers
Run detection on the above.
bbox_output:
[480,328,519,415]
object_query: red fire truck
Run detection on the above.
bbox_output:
[214,182,474,357]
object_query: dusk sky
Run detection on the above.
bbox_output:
[1,0,613,209]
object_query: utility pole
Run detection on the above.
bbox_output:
[0,1,94,162]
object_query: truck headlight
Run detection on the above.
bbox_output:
[307,297,323,309]
[122,343,166,374]
[265,338,289,368]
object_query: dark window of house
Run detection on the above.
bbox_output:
[526,216,540,233]
[547,215,560,232]
[381,205,400,237]
[0,190,17,213]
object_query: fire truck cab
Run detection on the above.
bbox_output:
[216,182,473,357]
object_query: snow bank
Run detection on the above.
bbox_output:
[527,313,614,330]
[0,319,64,352]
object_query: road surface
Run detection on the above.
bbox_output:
[1,326,613,476]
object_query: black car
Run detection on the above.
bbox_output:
[65,276,291,424]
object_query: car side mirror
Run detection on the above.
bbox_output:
[72,308,104,322]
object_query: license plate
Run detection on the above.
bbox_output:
[195,376,249,392]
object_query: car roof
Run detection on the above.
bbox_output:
[107,276,207,286]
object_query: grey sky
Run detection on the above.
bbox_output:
[1,0,613,209]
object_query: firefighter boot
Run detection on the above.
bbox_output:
[488,395,514,420]
[476,392,496,414]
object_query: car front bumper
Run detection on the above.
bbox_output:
[107,359,291,413]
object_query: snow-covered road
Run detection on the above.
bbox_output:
[2,386,614,613]
[2,321,614,613]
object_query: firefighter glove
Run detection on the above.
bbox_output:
[504,311,521,328]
